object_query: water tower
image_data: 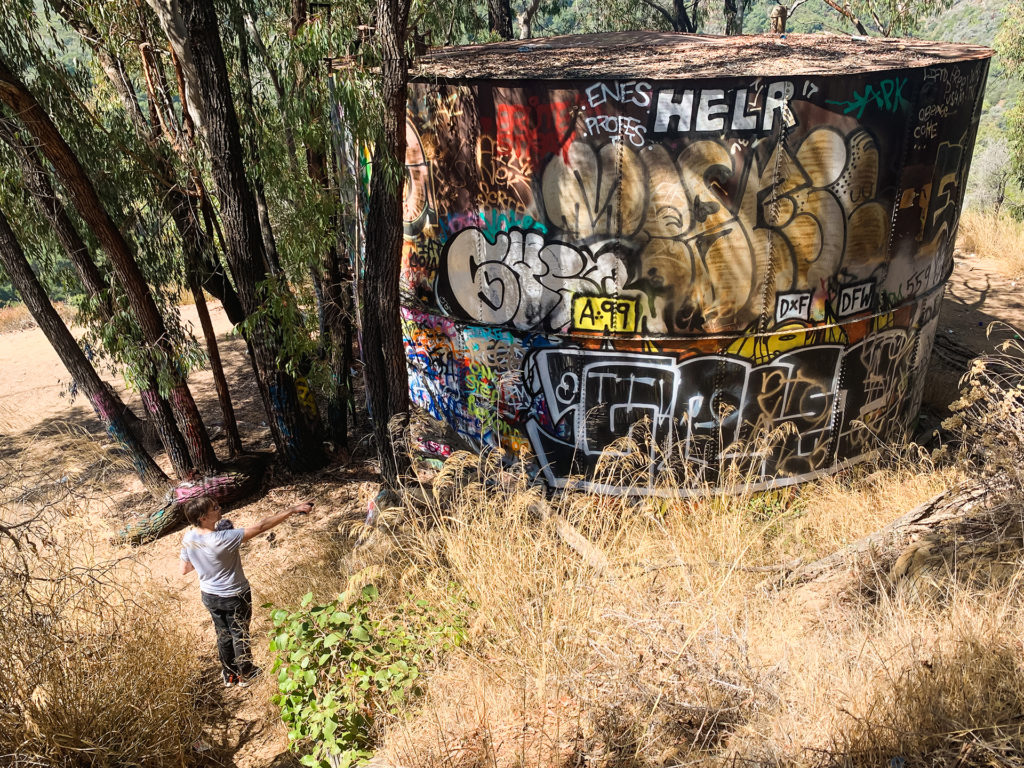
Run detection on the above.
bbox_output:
[390,32,991,493]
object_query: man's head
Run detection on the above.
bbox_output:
[183,497,222,529]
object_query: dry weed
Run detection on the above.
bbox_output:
[957,209,1024,274]
[0,301,74,335]
[316,442,968,768]
[0,480,204,767]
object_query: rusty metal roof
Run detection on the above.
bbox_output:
[331,31,992,81]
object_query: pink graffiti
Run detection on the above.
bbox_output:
[414,437,453,457]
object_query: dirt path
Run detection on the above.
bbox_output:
[1,253,1022,766]
[918,254,1024,431]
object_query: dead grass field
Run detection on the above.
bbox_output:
[958,209,1024,276]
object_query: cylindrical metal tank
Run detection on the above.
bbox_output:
[396,32,992,493]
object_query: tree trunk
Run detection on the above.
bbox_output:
[725,0,745,34]
[189,274,243,457]
[231,6,283,276]
[488,0,514,39]
[672,0,698,32]
[114,453,270,545]
[241,10,300,177]
[360,0,413,488]
[43,5,246,462]
[50,0,245,327]
[0,119,199,470]
[0,53,219,476]
[292,0,352,449]
[516,0,543,39]
[0,204,169,496]
[148,0,326,472]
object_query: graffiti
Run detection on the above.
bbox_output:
[775,291,812,323]
[650,81,795,135]
[584,81,653,109]
[532,126,889,332]
[825,77,908,119]
[583,113,647,146]
[363,51,990,493]
[295,376,318,419]
[491,96,580,163]
[521,325,918,490]
[436,226,625,331]
[836,280,874,317]
[479,209,547,240]
[572,295,638,332]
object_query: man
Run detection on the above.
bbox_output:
[180,497,313,686]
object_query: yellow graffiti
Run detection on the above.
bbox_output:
[571,295,638,332]
[727,321,847,365]
[295,376,318,419]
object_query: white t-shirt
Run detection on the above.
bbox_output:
[180,528,249,597]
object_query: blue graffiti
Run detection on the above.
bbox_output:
[478,209,548,240]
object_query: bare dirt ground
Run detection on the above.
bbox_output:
[0,251,1020,767]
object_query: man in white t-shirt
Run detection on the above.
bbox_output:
[180,496,312,686]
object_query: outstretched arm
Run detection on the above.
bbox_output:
[242,502,313,542]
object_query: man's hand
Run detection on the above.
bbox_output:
[290,501,313,515]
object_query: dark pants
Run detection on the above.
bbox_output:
[201,589,255,677]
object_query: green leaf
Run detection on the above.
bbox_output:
[361,584,379,601]
[301,592,314,607]
[350,624,370,642]
[324,633,342,648]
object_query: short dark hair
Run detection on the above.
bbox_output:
[183,497,217,527]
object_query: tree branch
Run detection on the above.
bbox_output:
[819,0,869,35]
[637,0,681,31]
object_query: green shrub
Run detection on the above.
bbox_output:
[268,584,470,768]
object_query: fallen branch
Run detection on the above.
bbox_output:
[787,480,1009,586]
[641,557,804,575]
[113,453,271,546]
[528,499,610,575]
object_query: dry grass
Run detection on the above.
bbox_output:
[957,209,1024,274]
[0,459,205,767]
[285,443,1009,768]
[0,303,40,334]
[0,302,75,335]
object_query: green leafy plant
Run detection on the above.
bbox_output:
[268,584,470,768]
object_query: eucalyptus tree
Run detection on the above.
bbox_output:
[45,0,246,457]
[0,119,177,460]
[0,202,170,495]
[0,53,222,476]
[148,0,328,472]
[998,0,1024,190]
[489,0,515,37]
